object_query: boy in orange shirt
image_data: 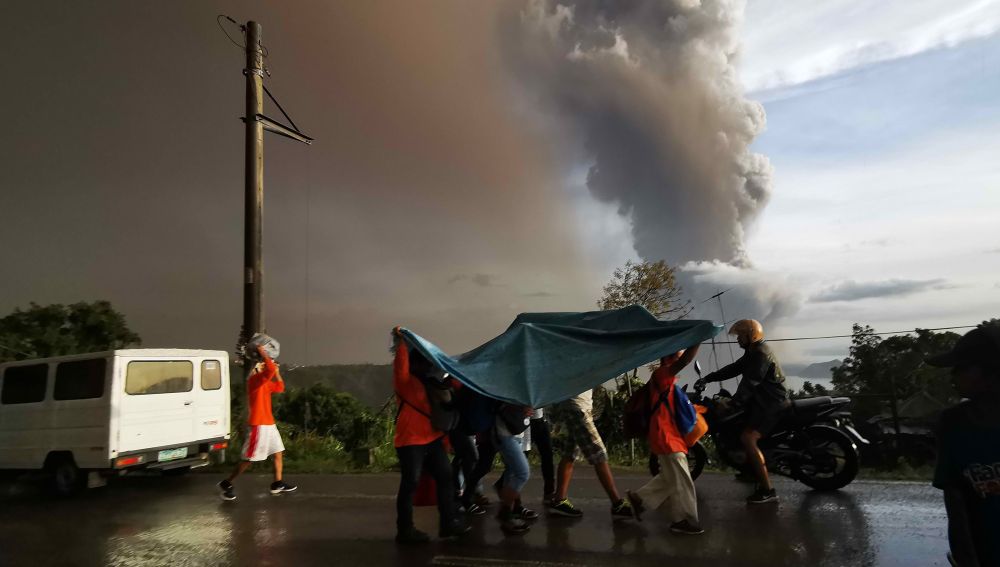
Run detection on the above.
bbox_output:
[627,346,703,535]
[218,345,296,501]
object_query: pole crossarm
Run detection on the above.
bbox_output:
[243,113,314,144]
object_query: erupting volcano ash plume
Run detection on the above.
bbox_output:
[507,0,796,323]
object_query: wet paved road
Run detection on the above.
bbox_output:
[0,471,947,567]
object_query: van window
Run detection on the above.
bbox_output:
[126,361,193,395]
[1,364,48,404]
[201,360,222,391]
[54,359,107,400]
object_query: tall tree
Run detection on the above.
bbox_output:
[598,259,691,319]
[831,323,960,422]
[0,301,141,361]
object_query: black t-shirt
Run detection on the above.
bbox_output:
[934,402,1000,566]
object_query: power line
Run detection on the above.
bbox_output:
[217,15,245,50]
[712,324,978,344]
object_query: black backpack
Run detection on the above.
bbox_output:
[497,403,531,435]
[397,376,460,433]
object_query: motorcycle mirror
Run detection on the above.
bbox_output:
[694,361,703,377]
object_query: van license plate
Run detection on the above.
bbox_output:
[158,448,188,462]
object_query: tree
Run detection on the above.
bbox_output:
[273,383,384,451]
[0,301,141,362]
[831,323,961,426]
[796,381,830,398]
[598,259,691,319]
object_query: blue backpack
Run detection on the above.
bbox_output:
[673,385,697,435]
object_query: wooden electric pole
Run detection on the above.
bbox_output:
[232,19,312,370]
[241,21,265,368]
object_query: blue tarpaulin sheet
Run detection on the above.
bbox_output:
[398,305,722,408]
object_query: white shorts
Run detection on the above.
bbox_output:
[242,424,285,462]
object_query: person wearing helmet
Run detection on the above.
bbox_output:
[695,319,789,504]
[926,321,1000,567]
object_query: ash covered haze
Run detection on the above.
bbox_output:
[0,0,788,364]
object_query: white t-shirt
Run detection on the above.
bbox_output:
[567,390,594,413]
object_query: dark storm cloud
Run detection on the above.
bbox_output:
[811,279,953,303]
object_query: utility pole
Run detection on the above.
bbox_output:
[228,18,312,370]
[241,21,265,369]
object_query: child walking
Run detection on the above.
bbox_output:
[218,344,296,501]
[627,346,704,535]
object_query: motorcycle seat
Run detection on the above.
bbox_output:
[791,396,833,411]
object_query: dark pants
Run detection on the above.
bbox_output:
[396,437,457,532]
[449,432,479,496]
[530,417,555,496]
[462,432,497,508]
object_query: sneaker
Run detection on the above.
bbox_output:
[499,511,531,535]
[513,505,539,521]
[670,520,705,535]
[548,498,583,518]
[543,492,557,506]
[466,503,487,516]
[626,490,645,522]
[611,498,634,521]
[218,480,236,501]
[439,521,472,539]
[270,480,297,495]
[475,493,491,507]
[395,526,430,544]
[747,488,778,504]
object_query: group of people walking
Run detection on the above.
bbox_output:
[389,319,793,543]
[216,318,1000,567]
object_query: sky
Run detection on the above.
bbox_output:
[1,1,997,372]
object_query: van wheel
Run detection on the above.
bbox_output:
[49,457,85,497]
[163,466,191,477]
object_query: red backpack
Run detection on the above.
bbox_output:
[623,383,665,439]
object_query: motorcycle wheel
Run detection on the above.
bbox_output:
[794,426,859,491]
[687,441,708,481]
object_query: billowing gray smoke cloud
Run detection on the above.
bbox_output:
[509,0,772,265]
[507,0,798,325]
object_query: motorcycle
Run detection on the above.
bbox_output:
[683,361,868,491]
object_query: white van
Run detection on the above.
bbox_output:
[0,349,231,494]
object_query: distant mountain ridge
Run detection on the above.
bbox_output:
[282,363,393,408]
[783,359,842,380]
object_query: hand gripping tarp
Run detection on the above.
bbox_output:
[398,305,722,408]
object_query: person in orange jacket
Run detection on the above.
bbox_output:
[392,327,470,544]
[218,345,296,501]
[627,346,704,535]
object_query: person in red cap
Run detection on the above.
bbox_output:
[927,320,1000,567]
